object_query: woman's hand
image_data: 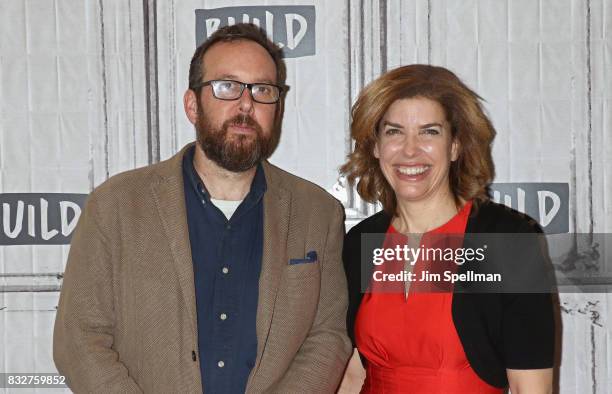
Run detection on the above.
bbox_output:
[337,348,366,394]
[507,368,553,394]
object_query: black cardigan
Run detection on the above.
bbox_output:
[343,201,555,388]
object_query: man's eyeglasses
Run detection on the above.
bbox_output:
[193,79,283,104]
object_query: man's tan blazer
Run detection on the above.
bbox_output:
[53,143,352,393]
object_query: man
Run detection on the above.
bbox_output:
[54,23,351,393]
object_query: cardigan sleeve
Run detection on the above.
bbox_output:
[343,227,363,348]
[501,216,556,369]
[456,200,557,386]
[502,293,556,369]
[343,213,391,348]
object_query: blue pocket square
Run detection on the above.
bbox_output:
[289,251,318,265]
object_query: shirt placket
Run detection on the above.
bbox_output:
[211,215,242,392]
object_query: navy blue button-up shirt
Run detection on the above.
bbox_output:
[182,146,265,393]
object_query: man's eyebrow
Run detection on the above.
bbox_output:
[216,74,240,80]
[216,74,276,84]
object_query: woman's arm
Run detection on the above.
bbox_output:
[507,368,553,394]
[337,348,366,393]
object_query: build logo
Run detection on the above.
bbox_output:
[196,6,316,58]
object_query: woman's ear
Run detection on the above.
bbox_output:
[451,139,460,162]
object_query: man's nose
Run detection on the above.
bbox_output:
[238,87,254,113]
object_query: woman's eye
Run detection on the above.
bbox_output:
[384,128,401,135]
[421,128,440,135]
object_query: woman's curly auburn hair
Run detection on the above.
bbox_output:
[340,64,496,216]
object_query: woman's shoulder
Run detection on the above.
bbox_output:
[346,211,391,240]
[468,200,543,234]
[343,211,391,263]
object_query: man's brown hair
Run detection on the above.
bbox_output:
[340,64,496,215]
[188,23,286,90]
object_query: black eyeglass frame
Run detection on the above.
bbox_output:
[192,79,285,104]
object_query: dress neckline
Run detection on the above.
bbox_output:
[388,200,473,236]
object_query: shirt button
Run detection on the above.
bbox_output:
[222,267,229,274]
[218,361,225,368]
[226,224,231,230]
[220,313,227,320]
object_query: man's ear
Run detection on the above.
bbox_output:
[184,89,200,125]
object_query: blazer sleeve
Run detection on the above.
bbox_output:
[53,193,143,393]
[273,201,353,393]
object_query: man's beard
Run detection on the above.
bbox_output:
[195,110,274,172]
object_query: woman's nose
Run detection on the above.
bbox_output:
[401,134,420,157]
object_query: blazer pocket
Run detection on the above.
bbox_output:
[284,260,320,280]
[288,250,318,265]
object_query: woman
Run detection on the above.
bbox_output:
[340,65,555,393]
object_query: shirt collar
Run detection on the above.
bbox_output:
[182,145,267,203]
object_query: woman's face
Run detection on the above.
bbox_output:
[374,97,459,205]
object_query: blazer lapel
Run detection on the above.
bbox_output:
[150,147,198,340]
[249,161,291,379]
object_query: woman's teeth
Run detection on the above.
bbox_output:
[397,166,429,176]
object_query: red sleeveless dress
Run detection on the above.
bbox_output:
[355,202,503,394]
